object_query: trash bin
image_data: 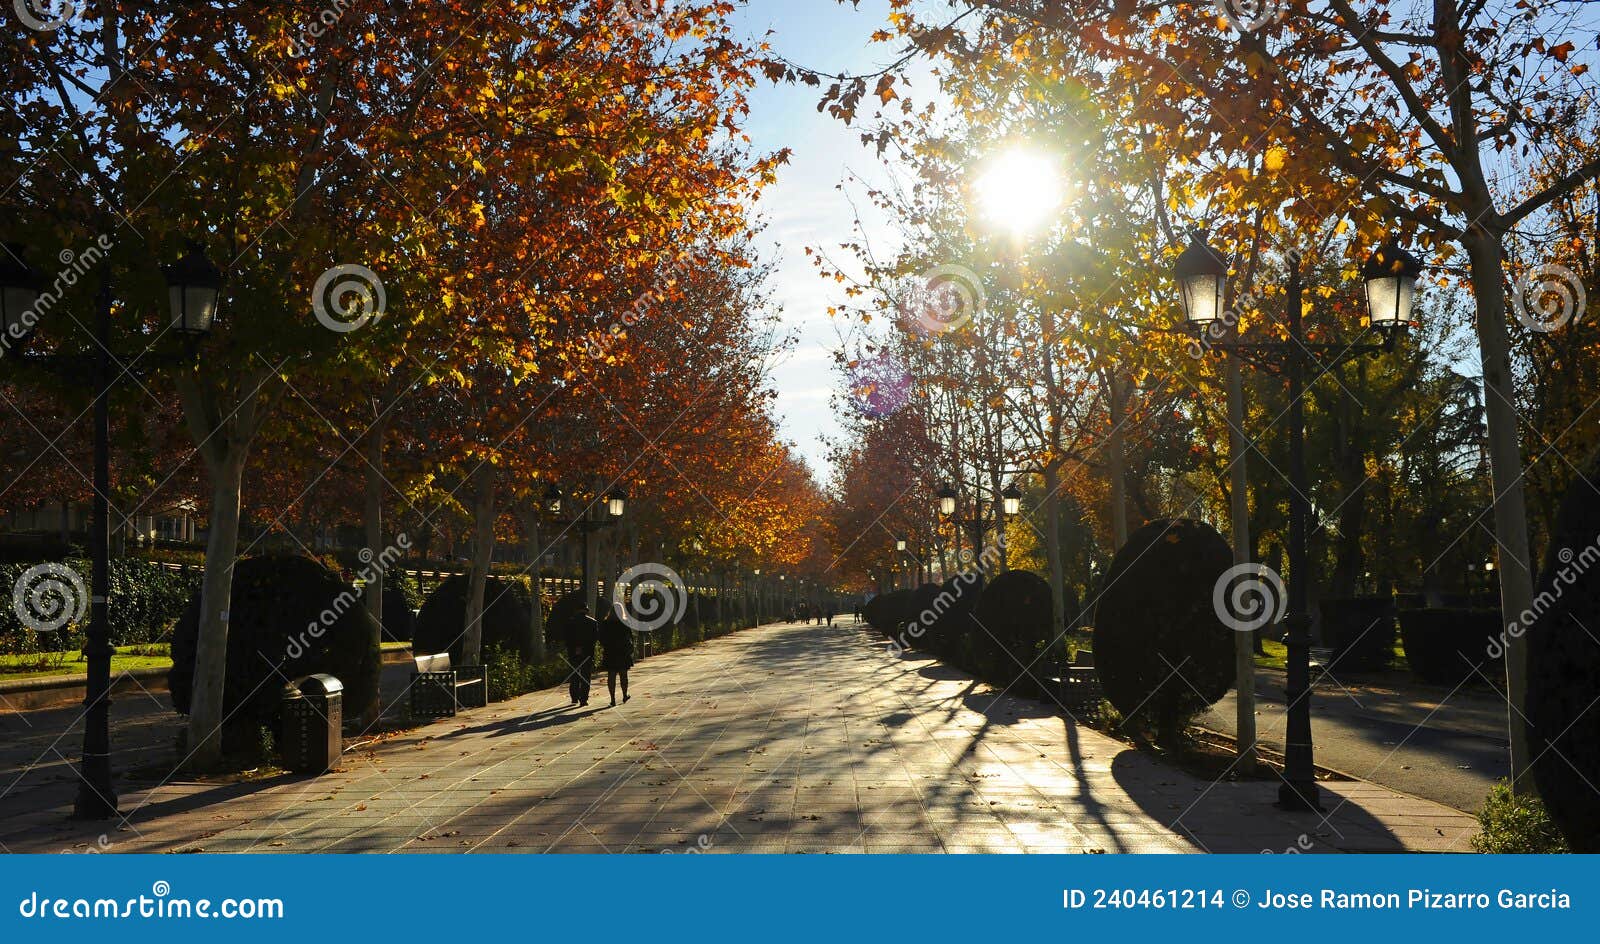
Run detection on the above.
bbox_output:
[280,674,343,775]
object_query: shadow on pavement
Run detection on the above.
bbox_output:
[1108,750,1404,852]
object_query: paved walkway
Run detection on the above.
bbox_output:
[0,621,1477,854]
[1203,668,1508,812]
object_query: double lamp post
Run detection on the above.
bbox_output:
[1172,230,1422,811]
[1,240,223,820]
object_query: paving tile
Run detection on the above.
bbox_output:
[0,621,1480,854]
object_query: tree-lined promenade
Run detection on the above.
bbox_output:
[814,0,1599,849]
[1,1,1597,857]
[2,3,829,792]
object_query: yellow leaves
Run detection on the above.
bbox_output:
[1264,145,1287,174]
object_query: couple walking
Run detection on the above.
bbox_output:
[563,606,635,708]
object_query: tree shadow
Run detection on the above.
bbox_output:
[1108,750,1406,852]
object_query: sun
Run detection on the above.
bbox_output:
[973,148,1064,236]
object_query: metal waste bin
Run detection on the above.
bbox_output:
[280,674,343,774]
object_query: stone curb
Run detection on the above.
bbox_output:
[0,646,415,713]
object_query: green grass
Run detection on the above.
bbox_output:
[1252,638,1409,672]
[0,644,172,682]
[1253,639,1288,671]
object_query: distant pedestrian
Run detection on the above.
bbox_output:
[825,605,835,626]
[598,610,635,707]
[853,604,861,623]
[566,611,598,707]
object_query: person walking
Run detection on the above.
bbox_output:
[598,610,635,706]
[825,604,835,626]
[566,611,598,707]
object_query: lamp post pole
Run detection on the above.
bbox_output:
[1172,231,1421,812]
[1279,260,1318,812]
[75,273,117,820]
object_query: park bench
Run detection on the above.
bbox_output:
[409,653,488,719]
[1047,649,1102,713]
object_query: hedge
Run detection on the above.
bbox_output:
[1397,608,1501,686]
[1527,445,1600,852]
[0,558,196,655]
[413,573,534,663]
[1316,596,1396,673]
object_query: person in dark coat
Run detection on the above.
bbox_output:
[566,612,598,707]
[598,611,635,706]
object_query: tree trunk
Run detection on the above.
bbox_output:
[1107,370,1130,549]
[1226,357,1258,771]
[1043,460,1067,633]
[519,507,545,664]
[1463,223,1537,792]
[462,469,496,666]
[186,450,246,771]
[359,419,386,728]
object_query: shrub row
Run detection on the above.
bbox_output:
[0,558,197,655]
[864,569,1056,697]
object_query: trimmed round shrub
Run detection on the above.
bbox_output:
[1093,518,1235,747]
[1397,608,1501,686]
[864,589,913,635]
[413,573,533,663]
[379,582,417,643]
[168,554,380,748]
[973,570,1054,689]
[904,583,943,650]
[1317,596,1396,673]
[1527,447,1600,852]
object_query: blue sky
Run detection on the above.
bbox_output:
[725,0,908,480]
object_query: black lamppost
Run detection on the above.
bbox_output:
[1,240,220,820]
[1172,230,1421,811]
[937,479,1021,571]
[542,479,626,616]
